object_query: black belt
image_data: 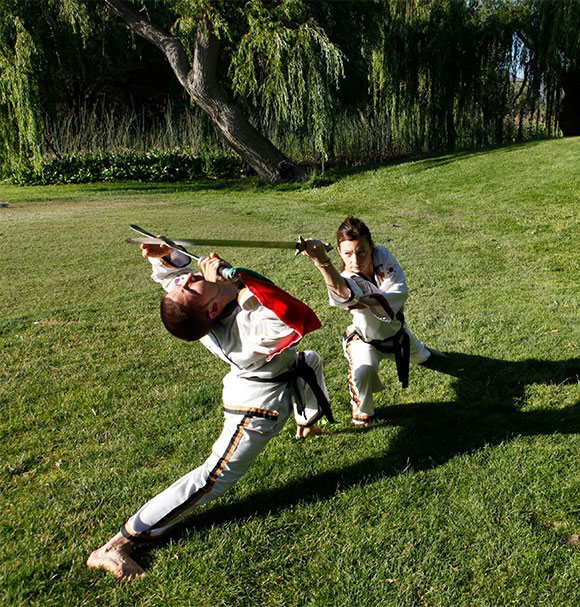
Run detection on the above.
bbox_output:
[243,353,334,423]
[345,321,411,389]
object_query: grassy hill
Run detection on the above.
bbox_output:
[1,138,579,606]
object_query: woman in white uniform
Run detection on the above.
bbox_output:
[303,217,439,426]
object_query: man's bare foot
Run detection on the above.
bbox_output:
[87,532,145,581]
[295,424,331,439]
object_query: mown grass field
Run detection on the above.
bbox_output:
[1,138,579,606]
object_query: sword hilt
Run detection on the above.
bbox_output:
[295,236,334,256]
[199,258,238,282]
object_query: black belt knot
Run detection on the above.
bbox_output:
[345,322,411,389]
[243,354,334,423]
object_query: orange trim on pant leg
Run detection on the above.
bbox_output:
[345,336,374,423]
[345,337,364,418]
[121,520,156,542]
[142,416,253,536]
[208,416,251,483]
[222,403,279,420]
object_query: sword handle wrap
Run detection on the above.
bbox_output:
[198,256,238,282]
[222,267,239,281]
[295,236,333,256]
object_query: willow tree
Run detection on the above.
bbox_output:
[0,0,345,182]
[370,0,519,152]
[512,0,580,136]
[2,1,576,183]
[0,0,128,177]
[0,0,45,175]
[100,0,344,182]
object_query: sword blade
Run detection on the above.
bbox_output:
[170,237,299,250]
[128,225,333,255]
[128,236,297,250]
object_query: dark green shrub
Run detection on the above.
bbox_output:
[11,150,248,185]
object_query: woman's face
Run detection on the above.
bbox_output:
[338,237,373,275]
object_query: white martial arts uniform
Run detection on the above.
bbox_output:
[122,253,329,541]
[329,246,429,424]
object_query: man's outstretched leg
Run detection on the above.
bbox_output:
[87,410,289,580]
[86,532,144,581]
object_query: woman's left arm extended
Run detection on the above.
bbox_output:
[301,238,351,301]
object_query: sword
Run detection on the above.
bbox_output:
[127,225,332,255]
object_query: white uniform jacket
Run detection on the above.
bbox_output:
[149,251,321,423]
[328,245,409,341]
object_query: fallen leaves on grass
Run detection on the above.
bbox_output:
[563,535,580,550]
[33,319,66,326]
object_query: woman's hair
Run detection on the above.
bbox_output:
[160,295,214,341]
[336,216,375,248]
[336,217,375,271]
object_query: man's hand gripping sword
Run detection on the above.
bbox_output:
[129,225,236,281]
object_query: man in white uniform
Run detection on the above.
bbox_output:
[87,243,331,580]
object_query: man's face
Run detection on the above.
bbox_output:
[167,273,220,314]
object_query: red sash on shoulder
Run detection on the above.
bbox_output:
[236,270,321,361]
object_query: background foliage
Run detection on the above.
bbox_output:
[1,0,579,182]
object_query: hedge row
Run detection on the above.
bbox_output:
[12,150,249,184]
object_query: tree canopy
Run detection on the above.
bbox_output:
[1,0,579,182]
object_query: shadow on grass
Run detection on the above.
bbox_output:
[134,352,579,561]
[398,139,547,174]
[380,352,580,466]
[56,140,551,199]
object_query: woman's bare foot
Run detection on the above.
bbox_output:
[86,532,145,581]
[295,424,331,439]
[418,347,449,370]
[351,416,374,428]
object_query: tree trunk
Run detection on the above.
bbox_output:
[103,0,307,183]
[446,103,456,151]
[559,69,580,137]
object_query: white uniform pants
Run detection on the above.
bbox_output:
[343,330,429,424]
[122,351,328,540]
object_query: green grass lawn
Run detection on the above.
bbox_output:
[1,138,579,606]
